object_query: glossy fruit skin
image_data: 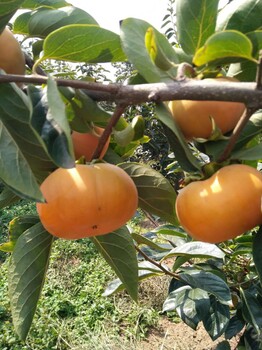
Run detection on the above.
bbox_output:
[175,164,262,243]
[72,126,110,161]
[36,163,138,239]
[0,27,25,76]
[168,78,245,141]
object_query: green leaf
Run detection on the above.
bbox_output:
[42,24,126,63]
[225,314,245,340]
[240,287,262,333]
[231,143,262,161]
[92,226,138,301]
[0,0,25,30]
[13,11,31,35]
[156,103,201,172]
[103,261,165,297]
[119,162,178,225]
[120,18,178,83]
[203,111,262,160]
[28,84,74,169]
[202,295,230,341]
[164,241,225,260]
[8,223,53,340]
[132,232,172,251]
[216,0,262,33]
[163,287,210,330]
[227,30,262,82]
[21,0,69,9]
[62,88,112,132]
[193,30,256,67]
[26,6,98,37]
[215,341,231,350]
[0,215,39,252]
[179,271,232,305]
[252,228,262,292]
[0,83,47,201]
[176,0,219,55]
[0,186,19,209]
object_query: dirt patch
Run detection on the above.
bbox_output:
[137,317,238,350]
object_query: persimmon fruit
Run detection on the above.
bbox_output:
[175,164,262,243]
[36,163,138,239]
[168,78,245,141]
[0,27,25,76]
[72,126,110,161]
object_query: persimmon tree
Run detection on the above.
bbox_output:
[1,0,262,348]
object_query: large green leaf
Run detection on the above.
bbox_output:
[26,6,98,37]
[92,226,138,301]
[119,162,178,225]
[156,103,201,172]
[42,24,126,63]
[176,0,219,55]
[179,271,232,305]
[193,30,255,67]
[120,18,178,83]
[8,223,54,340]
[0,83,50,200]
[0,0,24,30]
[216,0,262,33]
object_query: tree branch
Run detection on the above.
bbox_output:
[135,244,179,279]
[91,104,127,160]
[1,73,262,108]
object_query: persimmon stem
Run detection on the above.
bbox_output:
[134,244,179,279]
[91,104,127,160]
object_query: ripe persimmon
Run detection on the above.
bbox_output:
[168,78,245,141]
[0,27,25,76]
[36,163,138,239]
[72,126,110,161]
[175,164,262,243]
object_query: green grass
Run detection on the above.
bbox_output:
[0,201,166,350]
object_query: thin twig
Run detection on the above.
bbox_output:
[91,104,127,160]
[135,244,179,279]
[217,107,257,163]
[256,50,262,90]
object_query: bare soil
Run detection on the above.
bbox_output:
[137,317,238,350]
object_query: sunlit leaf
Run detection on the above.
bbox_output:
[176,0,219,55]
[42,24,126,63]
[9,223,53,340]
[92,226,138,301]
[164,241,225,260]
[193,30,256,67]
